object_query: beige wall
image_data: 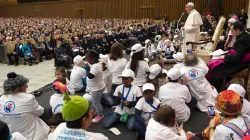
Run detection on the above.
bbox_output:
[0,0,248,20]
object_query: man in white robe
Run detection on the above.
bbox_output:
[182,2,203,54]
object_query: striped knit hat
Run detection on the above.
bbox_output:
[215,90,242,116]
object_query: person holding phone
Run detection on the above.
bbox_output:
[202,90,250,140]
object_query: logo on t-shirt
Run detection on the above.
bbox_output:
[4,101,15,113]
[225,133,234,140]
[188,69,198,78]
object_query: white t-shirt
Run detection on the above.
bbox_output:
[102,68,112,94]
[50,123,109,140]
[173,63,185,69]
[11,132,26,140]
[159,83,191,123]
[108,58,127,85]
[146,119,187,140]
[0,93,49,140]
[68,65,86,93]
[145,44,156,56]
[135,97,161,121]
[180,58,218,112]
[125,60,149,87]
[242,99,250,117]
[87,62,105,92]
[114,85,142,115]
[157,40,165,51]
[50,93,64,114]
[212,116,250,140]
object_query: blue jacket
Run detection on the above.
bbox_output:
[21,45,33,59]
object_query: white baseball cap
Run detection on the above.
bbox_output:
[174,35,179,39]
[119,69,135,79]
[162,69,168,75]
[145,39,151,44]
[219,36,225,41]
[99,54,109,64]
[131,44,145,55]
[173,52,184,62]
[186,2,194,7]
[228,18,237,23]
[142,83,155,92]
[149,64,162,79]
[167,68,182,80]
[73,55,84,65]
[228,84,246,98]
[200,32,205,35]
[164,39,171,43]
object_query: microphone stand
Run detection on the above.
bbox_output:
[175,14,184,38]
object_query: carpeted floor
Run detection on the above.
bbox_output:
[34,84,210,140]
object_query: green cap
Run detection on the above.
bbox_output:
[62,92,90,121]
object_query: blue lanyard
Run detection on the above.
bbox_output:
[121,85,132,110]
[144,99,158,119]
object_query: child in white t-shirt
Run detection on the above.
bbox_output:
[135,83,161,139]
[68,55,86,94]
[50,78,67,114]
[102,69,142,130]
[125,44,149,87]
[145,105,187,140]
[85,50,105,123]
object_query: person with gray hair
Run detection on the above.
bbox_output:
[0,72,49,140]
[180,53,218,112]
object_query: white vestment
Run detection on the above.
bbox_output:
[183,9,203,53]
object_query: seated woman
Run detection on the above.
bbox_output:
[180,53,218,112]
[202,90,250,140]
[0,72,49,140]
[208,21,250,92]
[21,43,38,66]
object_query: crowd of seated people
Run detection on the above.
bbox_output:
[0,17,175,67]
[0,11,250,140]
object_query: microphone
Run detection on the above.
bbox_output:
[178,12,185,22]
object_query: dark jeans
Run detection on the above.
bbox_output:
[45,49,54,60]
[186,97,198,109]
[135,118,146,137]
[101,93,114,107]
[102,112,135,130]
[40,107,53,125]
[61,56,72,68]
[7,53,19,64]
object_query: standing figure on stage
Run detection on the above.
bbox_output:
[182,2,203,54]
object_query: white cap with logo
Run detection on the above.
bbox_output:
[228,84,246,98]
[167,68,182,80]
[142,83,155,92]
[149,64,162,79]
[119,69,135,79]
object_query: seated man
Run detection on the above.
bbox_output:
[7,38,22,66]
[180,53,218,112]
[43,36,54,60]
[54,40,72,68]
[209,21,250,92]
